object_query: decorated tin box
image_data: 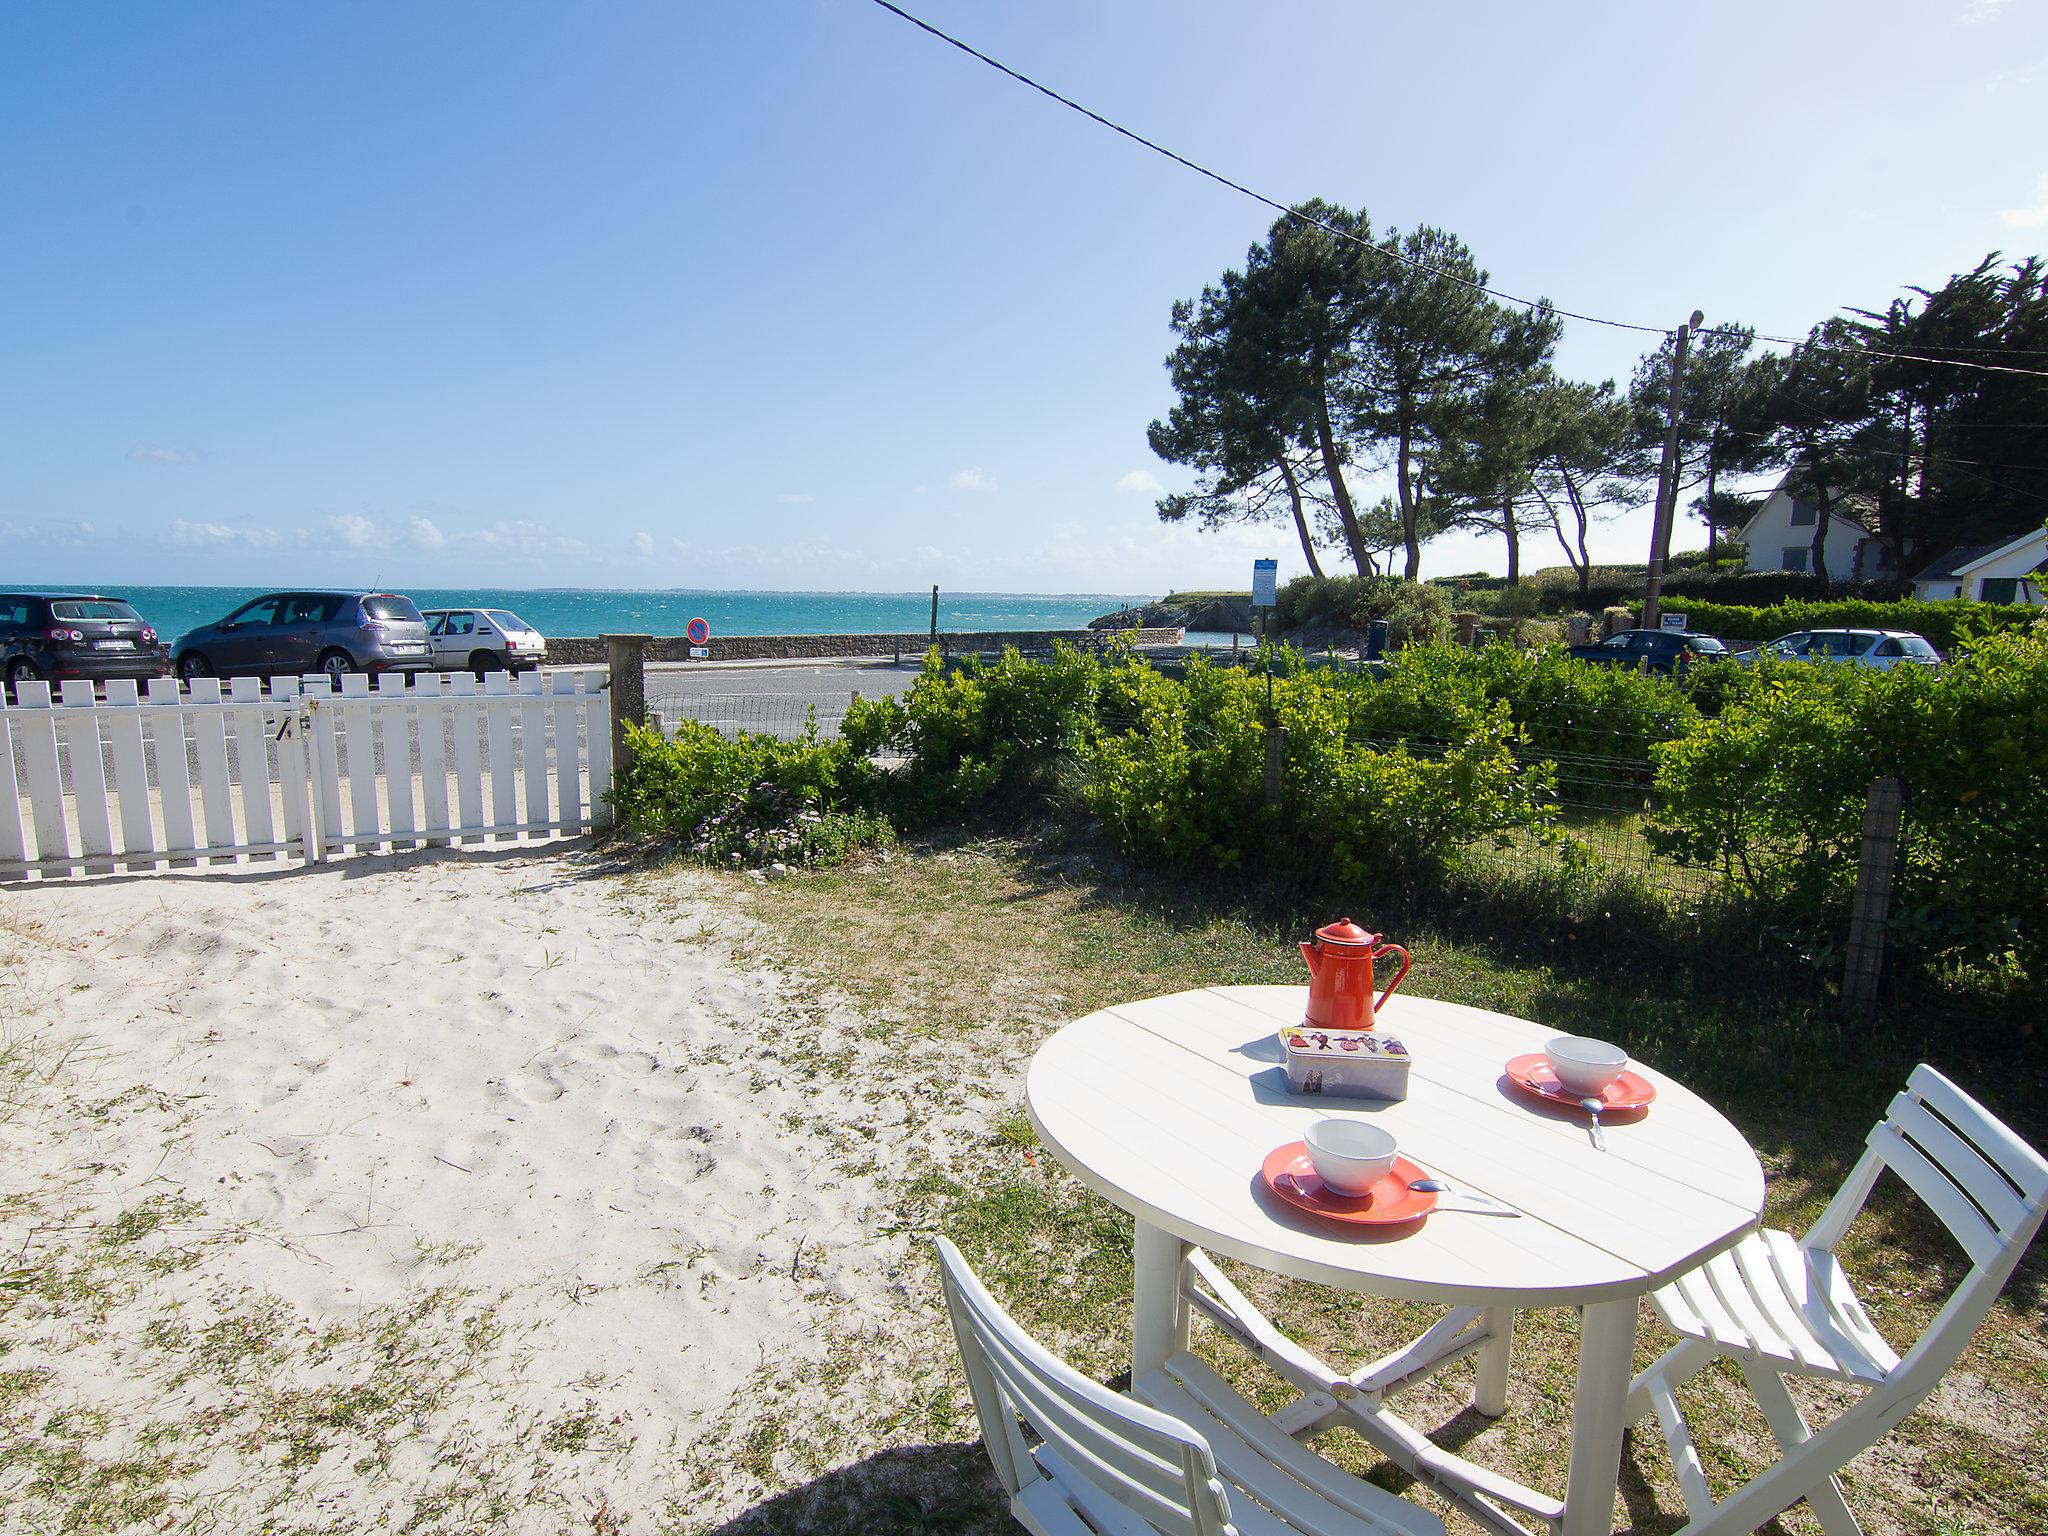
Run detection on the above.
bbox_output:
[1279,1026,1412,1102]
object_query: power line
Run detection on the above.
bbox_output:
[866,0,2048,382]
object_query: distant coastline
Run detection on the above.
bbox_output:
[24,586,1159,646]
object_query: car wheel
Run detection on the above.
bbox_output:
[318,650,357,684]
[176,653,213,681]
[6,657,40,692]
[469,650,503,678]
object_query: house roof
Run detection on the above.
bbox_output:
[1734,474,1878,545]
[1949,524,2048,577]
[1910,544,1999,583]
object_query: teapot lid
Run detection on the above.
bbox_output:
[1314,917,1379,950]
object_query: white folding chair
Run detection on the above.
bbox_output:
[934,1236,1445,1536]
[1628,1064,2048,1536]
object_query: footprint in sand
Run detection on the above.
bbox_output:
[232,1172,286,1222]
[511,1063,567,1104]
[578,1041,659,1074]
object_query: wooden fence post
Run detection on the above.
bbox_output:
[603,634,650,771]
[1840,776,1905,1019]
[1264,726,1288,808]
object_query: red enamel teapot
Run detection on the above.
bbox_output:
[1300,918,1411,1031]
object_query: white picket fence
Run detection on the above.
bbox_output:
[0,669,613,879]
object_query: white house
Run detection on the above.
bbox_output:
[1734,477,1897,584]
[1911,525,2048,605]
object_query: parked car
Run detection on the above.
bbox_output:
[1733,628,1942,670]
[1565,628,1730,673]
[419,607,548,674]
[171,591,433,683]
[0,591,169,692]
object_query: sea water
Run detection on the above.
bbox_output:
[29,587,1157,645]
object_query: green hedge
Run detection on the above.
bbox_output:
[1630,596,2039,649]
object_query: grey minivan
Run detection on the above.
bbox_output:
[171,591,433,683]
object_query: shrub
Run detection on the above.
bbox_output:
[1628,596,2037,651]
[1274,573,1406,634]
[1083,658,1552,887]
[1496,582,1542,620]
[608,720,889,866]
[1647,630,2048,979]
[1385,583,1453,646]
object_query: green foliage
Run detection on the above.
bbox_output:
[607,721,890,866]
[1647,631,2048,977]
[1383,582,1453,645]
[1636,596,2038,650]
[1083,658,1552,887]
[1273,573,1405,632]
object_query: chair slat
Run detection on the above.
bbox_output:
[1762,1231,1896,1383]
[1031,1446,1191,1536]
[1896,1084,2044,1225]
[1699,1252,1796,1366]
[1728,1241,1836,1375]
[1907,1066,2048,1203]
[1672,1264,1758,1355]
[1870,1123,2004,1268]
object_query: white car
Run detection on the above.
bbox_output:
[1738,628,1941,670]
[419,608,548,674]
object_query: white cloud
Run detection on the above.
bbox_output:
[632,531,656,557]
[130,444,194,464]
[409,516,446,550]
[1116,469,1165,495]
[2001,173,2048,228]
[950,467,995,493]
[777,493,815,505]
[77,520,95,536]
[328,514,383,549]
[171,519,280,548]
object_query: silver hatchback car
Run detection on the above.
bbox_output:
[419,608,548,674]
[171,591,434,683]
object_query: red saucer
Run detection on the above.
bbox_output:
[1504,1053,1657,1112]
[1260,1143,1438,1226]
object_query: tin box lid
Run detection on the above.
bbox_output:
[1313,917,1379,950]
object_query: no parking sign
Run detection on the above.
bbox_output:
[686,616,710,658]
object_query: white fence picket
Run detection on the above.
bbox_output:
[0,700,28,878]
[306,677,344,858]
[551,671,585,833]
[519,672,549,835]
[228,676,278,859]
[484,670,516,837]
[104,679,156,868]
[416,672,451,845]
[146,678,198,866]
[186,678,237,861]
[3,665,611,878]
[449,671,484,843]
[376,673,416,848]
[59,680,116,872]
[588,678,614,829]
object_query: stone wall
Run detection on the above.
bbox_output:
[544,628,1183,665]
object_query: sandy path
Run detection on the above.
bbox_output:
[0,845,996,1532]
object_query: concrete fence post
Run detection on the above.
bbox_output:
[1263,726,1288,808]
[603,633,651,770]
[1841,776,1905,1019]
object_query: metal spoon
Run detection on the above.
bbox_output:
[1407,1179,1522,1217]
[1580,1097,1609,1151]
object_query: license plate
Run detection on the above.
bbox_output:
[95,639,134,651]
[393,642,426,653]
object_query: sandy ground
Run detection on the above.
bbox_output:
[0,844,999,1533]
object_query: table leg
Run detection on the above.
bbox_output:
[1561,1298,1638,1536]
[1474,1305,1514,1417]
[1131,1219,1190,1376]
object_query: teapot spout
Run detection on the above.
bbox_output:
[1299,940,1321,979]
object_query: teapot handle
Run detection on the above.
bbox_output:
[1372,943,1412,1011]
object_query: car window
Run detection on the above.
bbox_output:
[52,600,142,622]
[226,597,285,627]
[280,595,344,624]
[443,612,475,636]
[361,594,424,623]
[1809,631,1855,657]
[1898,636,1940,659]
[1686,636,1727,654]
[485,610,531,633]
[0,600,34,630]
[1600,635,1631,650]
[1873,638,1903,658]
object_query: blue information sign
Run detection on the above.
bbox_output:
[1251,559,1278,608]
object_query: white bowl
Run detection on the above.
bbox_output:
[1303,1119,1398,1196]
[1544,1036,1630,1096]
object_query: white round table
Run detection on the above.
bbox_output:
[1026,984,1766,1536]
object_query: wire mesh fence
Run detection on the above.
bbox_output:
[644,691,853,743]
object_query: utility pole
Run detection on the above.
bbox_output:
[1641,309,1704,632]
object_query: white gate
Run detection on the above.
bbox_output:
[0,669,612,880]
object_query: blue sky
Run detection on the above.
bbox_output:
[5,0,2045,595]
